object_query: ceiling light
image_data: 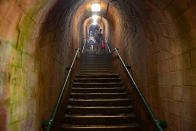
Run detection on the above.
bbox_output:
[91,3,101,12]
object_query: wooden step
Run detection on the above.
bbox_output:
[81,63,111,66]
[80,66,111,68]
[75,74,120,78]
[79,71,113,74]
[66,105,134,114]
[68,98,132,106]
[51,54,141,131]
[80,66,112,70]
[79,68,112,70]
[74,78,120,83]
[63,113,137,125]
[81,62,111,64]
[80,68,112,70]
[61,123,140,131]
[72,82,123,87]
[70,92,128,99]
[71,87,125,93]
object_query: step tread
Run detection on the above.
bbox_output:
[71,92,127,95]
[73,82,122,84]
[80,66,111,68]
[67,105,133,108]
[72,87,124,90]
[62,123,139,129]
[64,113,136,118]
[72,87,124,89]
[77,73,118,76]
[79,69,112,71]
[79,70,112,71]
[76,74,119,76]
[69,98,131,101]
[79,72,113,73]
[80,64,111,65]
[53,55,141,131]
[79,69,112,70]
[74,78,120,80]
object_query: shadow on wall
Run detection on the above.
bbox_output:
[109,0,196,131]
[0,0,196,131]
[0,0,81,130]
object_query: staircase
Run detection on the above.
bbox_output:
[53,54,140,131]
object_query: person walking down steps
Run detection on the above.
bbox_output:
[95,29,104,55]
[88,37,95,52]
[101,42,106,54]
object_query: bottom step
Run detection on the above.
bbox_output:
[61,123,140,131]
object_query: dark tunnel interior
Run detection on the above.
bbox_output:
[0,0,196,130]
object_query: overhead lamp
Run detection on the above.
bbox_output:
[92,15,99,21]
[91,3,101,12]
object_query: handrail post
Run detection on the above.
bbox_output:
[42,48,80,131]
[113,48,167,131]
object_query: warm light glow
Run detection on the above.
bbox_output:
[92,15,99,21]
[92,22,97,25]
[91,3,101,12]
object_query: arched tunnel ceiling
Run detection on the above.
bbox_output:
[39,0,181,48]
[0,0,196,131]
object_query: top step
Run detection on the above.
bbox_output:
[75,74,120,78]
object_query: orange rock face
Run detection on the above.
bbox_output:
[0,0,196,130]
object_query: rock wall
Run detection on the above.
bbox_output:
[0,0,196,131]
[0,0,80,130]
[109,0,196,130]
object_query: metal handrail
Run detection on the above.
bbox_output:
[112,48,167,131]
[107,43,111,53]
[42,48,80,131]
[82,39,86,53]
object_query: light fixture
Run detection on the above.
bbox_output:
[91,3,101,12]
[92,15,99,21]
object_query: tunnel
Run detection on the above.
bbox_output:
[0,0,196,130]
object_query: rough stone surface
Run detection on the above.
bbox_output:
[0,0,79,131]
[0,0,196,131]
[109,0,196,131]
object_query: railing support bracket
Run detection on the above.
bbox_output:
[66,67,70,71]
[42,120,52,127]
[158,120,167,129]
[126,65,131,69]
